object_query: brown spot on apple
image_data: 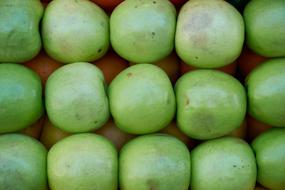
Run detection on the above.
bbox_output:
[147,179,157,190]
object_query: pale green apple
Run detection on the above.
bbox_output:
[244,0,285,57]
[246,58,285,127]
[110,0,176,63]
[252,128,285,190]
[42,0,109,63]
[120,134,191,190]
[45,62,109,133]
[48,133,118,190]
[0,63,43,133]
[175,70,246,140]
[175,0,244,68]
[0,134,47,190]
[191,137,256,190]
[109,64,176,134]
[0,0,43,63]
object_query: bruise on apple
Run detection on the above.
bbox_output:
[127,72,133,77]
[183,11,213,49]
[147,179,158,190]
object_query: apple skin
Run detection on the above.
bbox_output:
[243,0,285,57]
[246,58,285,127]
[45,62,109,133]
[0,63,43,133]
[191,137,256,190]
[42,0,109,63]
[109,64,176,134]
[252,128,285,190]
[0,134,47,190]
[175,0,244,68]
[48,133,118,190]
[175,70,246,140]
[110,0,176,63]
[119,134,191,190]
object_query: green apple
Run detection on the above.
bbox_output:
[244,0,285,57]
[42,0,109,63]
[252,128,285,190]
[0,63,43,133]
[48,133,117,190]
[191,137,256,190]
[120,134,191,190]
[175,0,244,68]
[175,70,246,140]
[110,0,176,63]
[246,58,285,127]
[109,64,176,134]
[0,0,43,63]
[0,134,47,190]
[45,62,109,133]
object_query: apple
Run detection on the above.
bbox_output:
[42,0,109,63]
[45,62,109,133]
[0,63,43,133]
[243,0,285,57]
[175,0,244,68]
[95,119,135,150]
[0,0,43,63]
[191,137,256,190]
[48,133,117,190]
[0,134,47,189]
[93,49,129,84]
[175,70,246,140]
[110,0,176,63]
[246,58,285,127]
[40,117,70,149]
[252,128,285,190]
[119,134,190,190]
[109,64,175,134]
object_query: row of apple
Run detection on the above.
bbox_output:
[2,56,284,138]
[1,0,284,67]
[1,126,284,190]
